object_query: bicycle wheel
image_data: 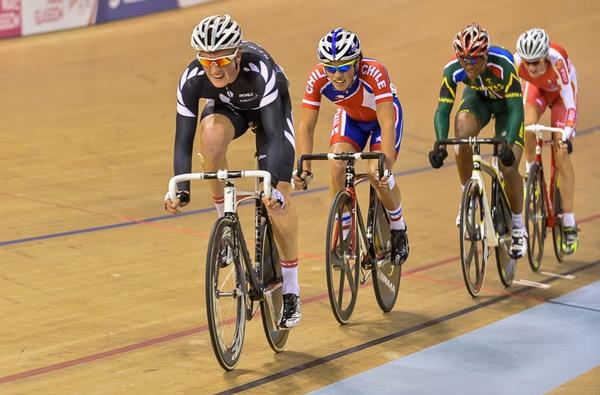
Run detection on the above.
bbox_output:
[258,215,289,352]
[459,179,488,297]
[371,198,401,312]
[493,183,515,288]
[325,190,359,324]
[205,217,247,371]
[524,163,546,271]
[552,178,565,262]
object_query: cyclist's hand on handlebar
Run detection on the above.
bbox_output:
[164,190,190,214]
[292,170,313,191]
[262,188,286,211]
[377,170,396,190]
[558,138,573,154]
[498,144,515,167]
[428,146,448,169]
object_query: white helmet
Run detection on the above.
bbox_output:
[191,14,241,52]
[317,28,361,62]
[516,28,549,61]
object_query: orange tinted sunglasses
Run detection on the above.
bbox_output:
[197,49,238,68]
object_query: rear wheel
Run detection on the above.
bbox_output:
[552,178,565,262]
[493,184,515,288]
[459,179,488,297]
[205,217,247,371]
[524,163,546,271]
[325,190,359,324]
[258,216,289,352]
[371,198,401,312]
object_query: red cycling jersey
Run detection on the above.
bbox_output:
[301,58,395,122]
[514,42,578,138]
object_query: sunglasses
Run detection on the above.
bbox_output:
[459,56,484,65]
[197,49,238,68]
[322,59,357,74]
[524,58,544,66]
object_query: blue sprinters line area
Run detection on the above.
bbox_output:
[2,125,598,247]
[310,280,600,395]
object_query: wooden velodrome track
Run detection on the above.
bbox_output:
[1,0,599,393]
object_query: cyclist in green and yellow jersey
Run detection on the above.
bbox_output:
[428,23,527,259]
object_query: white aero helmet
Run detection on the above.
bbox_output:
[191,14,242,52]
[516,28,550,61]
[317,28,361,62]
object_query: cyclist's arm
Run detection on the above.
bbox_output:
[503,67,525,146]
[296,107,319,172]
[434,72,458,140]
[376,100,397,171]
[173,72,202,193]
[553,57,577,140]
[259,95,294,187]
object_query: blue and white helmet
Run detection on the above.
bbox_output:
[191,14,242,52]
[317,28,361,62]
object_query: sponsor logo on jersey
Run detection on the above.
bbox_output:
[556,59,569,84]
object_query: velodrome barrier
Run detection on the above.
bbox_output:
[0,0,214,39]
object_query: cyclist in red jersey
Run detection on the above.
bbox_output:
[515,28,579,254]
[293,28,409,266]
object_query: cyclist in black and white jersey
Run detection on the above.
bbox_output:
[164,14,301,328]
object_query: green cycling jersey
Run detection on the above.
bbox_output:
[434,46,524,146]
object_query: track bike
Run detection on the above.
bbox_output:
[167,169,288,371]
[433,138,515,297]
[297,152,402,324]
[524,124,571,268]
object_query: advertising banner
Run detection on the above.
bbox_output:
[21,0,97,36]
[177,0,212,7]
[95,0,178,23]
[0,0,21,38]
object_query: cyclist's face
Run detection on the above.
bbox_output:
[198,48,241,88]
[323,59,357,91]
[459,55,487,80]
[523,58,547,78]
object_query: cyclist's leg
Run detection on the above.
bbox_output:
[550,99,578,252]
[522,82,546,172]
[495,104,527,258]
[367,98,408,263]
[453,88,490,225]
[200,100,248,217]
[254,90,301,327]
[329,109,365,245]
[329,108,365,197]
[455,88,490,185]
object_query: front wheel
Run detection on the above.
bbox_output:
[371,198,401,312]
[325,190,359,324]
[524,163,546,271]
[459,179,488,297]
[258,215,289,352]
[205,217,247,371]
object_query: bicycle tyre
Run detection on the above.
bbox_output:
[325,190,359,324]
[371,199,401,312]
[493,183,515,288]
[552,177,565,262]
[205,217,247,371]
[258,215,289,352]
[524,163,546,271]
[459,179,488,297]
